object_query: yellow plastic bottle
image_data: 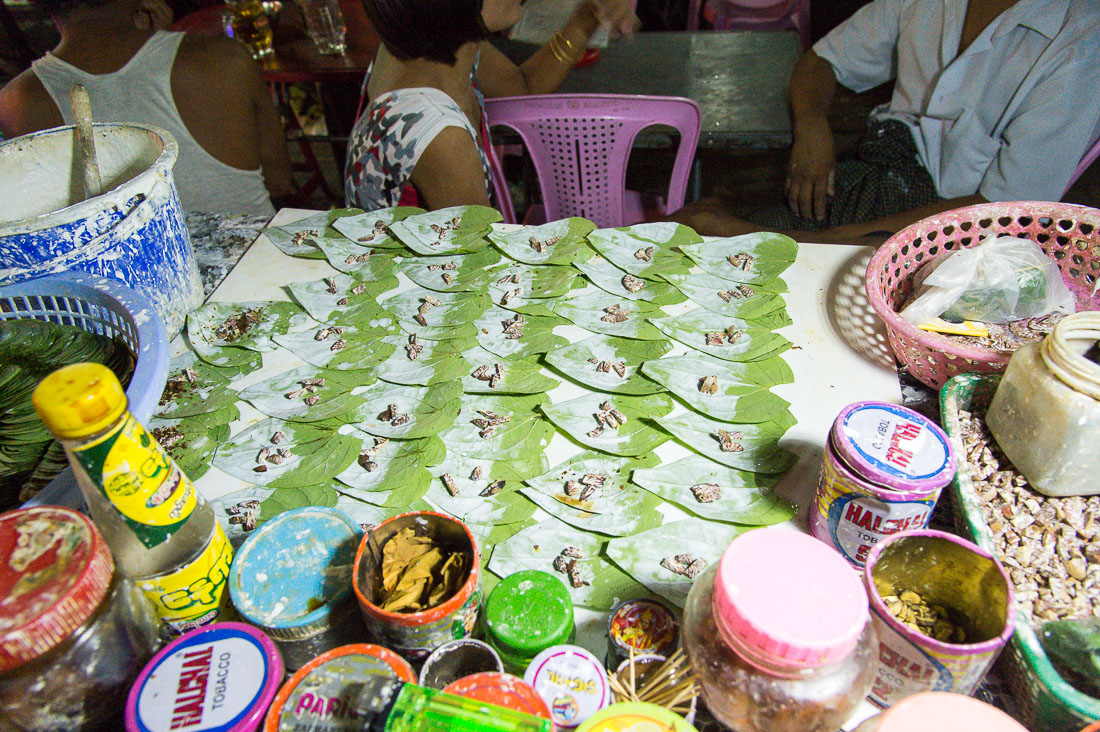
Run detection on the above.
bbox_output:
[32,362,233,636]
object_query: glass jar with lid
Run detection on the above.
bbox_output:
[0,506,160,731]
[682,527,876,732]
[986,311,1100,496]
[852,691,1028,731]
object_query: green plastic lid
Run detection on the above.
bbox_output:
[486,570,574,661]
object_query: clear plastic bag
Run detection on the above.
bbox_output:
[900,236,1075,325]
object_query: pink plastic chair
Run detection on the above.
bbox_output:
[1063,135,1100,198]
[688,0,811,50]
[485,94,701,228]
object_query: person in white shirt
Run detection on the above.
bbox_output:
[671,0,1100,243]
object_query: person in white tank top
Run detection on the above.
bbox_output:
[0,0,291,217]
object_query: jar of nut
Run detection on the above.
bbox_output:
[681,528,876,732]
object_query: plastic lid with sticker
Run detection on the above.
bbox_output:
[125,622,283,732]
[443,672,552,720]
[831,402,955,491]
[486,570,574,667]
[523,645,610,729]
[0,506,114,672]
[263,643,416,732]
[605,598,678,668]
[576,702,698,732]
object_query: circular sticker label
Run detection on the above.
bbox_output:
[524,646,609,729]
[841,405,949,482]
[279,655,401,732]
[135,633,267,732]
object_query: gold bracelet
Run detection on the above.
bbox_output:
[555,31,579,56]
[548,35,571,64]
[549,31,581,65]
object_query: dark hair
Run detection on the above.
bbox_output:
[362,0,489,65]
[29,0,115,18]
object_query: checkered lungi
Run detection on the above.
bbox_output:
[748,119,942,231]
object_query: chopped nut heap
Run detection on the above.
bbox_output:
[634,246,655,262]
[959,408,1100,626]
[497,273,521,286]
[500,287,523,307]
[714,429,744,453]
[471,362,504,388]
[553,546,589,587]
[357,437,388,471]
[472,409,509,438]
[725,326,744,344]
[227,499,261,531]
[414,295,442,326]
[662,553,706,579]
[727,252,754,271]
[344,251,372,264]
[214,307,264,342]
[601,303,630,324]
[441,473,459,496]
[588,357,628,378]
[882,589,967,643]
[481,480,505,497]
[698,375,718,395]
[588,402,627,438]
[253,429,296,473]
[292,229,320,247]
[150,425,184,451]
[528,235,561,253]
[622,274,645,293]
[501,313,525,340]
[357,219,387,242]
[717,284,756,302]
[429,216,463,244]
[284,376,326,408]
[314,325,345,342]
[691,483,721,503]
[379,403,410,427]
[563,473,606,503]
[405,334,423,361]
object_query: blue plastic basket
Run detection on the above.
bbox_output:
[1,272,169,507]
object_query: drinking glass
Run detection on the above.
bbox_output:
[223,0,275,59]
[297,0,346,56]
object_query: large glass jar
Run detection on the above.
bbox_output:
[682,528,875,732]
[986,311,1100,497]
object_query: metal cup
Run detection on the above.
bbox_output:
[863,530,1015,707]
[419,639,504,689]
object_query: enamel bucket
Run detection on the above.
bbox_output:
[0,123,202,336]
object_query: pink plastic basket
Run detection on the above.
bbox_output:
[865,201,1100,389]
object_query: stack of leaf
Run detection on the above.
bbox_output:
[0,319,134,509]
[160,205,801,613]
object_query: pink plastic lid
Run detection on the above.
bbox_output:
[714,527,868,669]
[875,692,1028,731]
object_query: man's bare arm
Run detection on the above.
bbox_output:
[787,50,839,221]
[0,71,65,140]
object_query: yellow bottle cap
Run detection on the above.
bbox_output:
[32,363,128,438]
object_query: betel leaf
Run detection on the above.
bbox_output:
[649,310,793,362]
[437,403,555,462]
[155,352,239,419]
[661,272,788,320]
[460,345,560,394]
[332,432,443,499]
[538,392,674,456]
[330,493,429,531]
[473,306,569,359]
[488,518,647,610]
[149,406,236,482]
[330,206,426,249]
[213,418,360,487]
[640,354,792,423]
[631,454,794,526]
[605,520,746,607]
[349,380,462,439]
[543,333,668,395]
[521,450,658,515]
[424,464,539,528]
[286,273,396,324]
[188,339,264,372]
[485,261,580,301]
[273,323,398,371]
[397,248,502,292]
[573,251,685,306]
[312,239,399,280]
[388,205,502,255]
[187,301,310,353]
[585,222,700,279]
[546,287,663,340]
[654,410,798,473]
[239,366,364,422]
[486,217,595,265]
[679,232,798,284]
[522,482,659,536]
[259,483,342,522]
[265,209,364,258]
[371,333,473,386]
[379,287,490,340]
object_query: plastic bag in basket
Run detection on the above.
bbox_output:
[900,236,1075,326]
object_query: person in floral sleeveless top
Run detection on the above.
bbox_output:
[345,0,638,212]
